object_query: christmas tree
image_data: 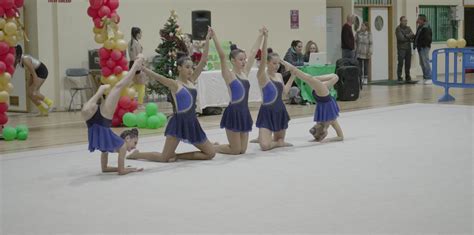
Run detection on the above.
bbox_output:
[148,10,188,96]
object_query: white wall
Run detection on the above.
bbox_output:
[27,0,327,110]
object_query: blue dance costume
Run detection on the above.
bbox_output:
[87,106,124,153]
[165,86,207,144]
[313,91,340,122]
[220,76,253,132]
[256,79,290,132]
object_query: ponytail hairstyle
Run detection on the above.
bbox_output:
[120,128,139,139]
[15,45,23,67]
[229,44,245,60]
[129,27,142,48]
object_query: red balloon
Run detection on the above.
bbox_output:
[106,59,116,69]
[9,47,15,54]
[101,67,112,77]
[98,47,110,60]
[4,53,15,66]
[121,64,128,71]
[117,108,127,118]
[0,102,8,113]
[110,12,120,23]
[14,0,23,8]
[129,100,138,112]
[2,0,14,9]
[111,116,121,127]
[5,8,16,18]
[110,50,122,61]
[87,6,98,18]
[6,65,14,75]
[99,59,107,67]
[89,0,103,10]
[118,96,131,109]
[0,42,9,56]
[0,112,8,125]
[98,5,110,18]
[107,0,119,10]
[113,66,123,75]
[93,17,103,28]
[0,7,5,17]
[0,62,6,73]
[119,57,128,67]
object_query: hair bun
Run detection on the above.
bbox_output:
[230,44,238,51]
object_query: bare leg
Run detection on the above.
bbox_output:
[81,84,110,121]
[239,132,249,154]
[177,140,216,160]
[273,129,293,147]
[31,77,46,101]
[258,128,288,151]
[127,136,179,162]
[214,129,243,155]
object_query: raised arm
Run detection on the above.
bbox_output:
[282,72,295,97]
[244,28,265,76]
[212,29,233,84]
[256,28,269,87]
[190,27,212,82]
[143,67,178,93]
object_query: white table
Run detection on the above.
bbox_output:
[195,68,261,112]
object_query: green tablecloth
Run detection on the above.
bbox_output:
[295,65,337,103]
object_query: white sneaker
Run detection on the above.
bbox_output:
[423,79,432,85]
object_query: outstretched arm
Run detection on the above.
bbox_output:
[244,28,265,76]
[212,28,233,84]
[143,67,179,93]
[191,27,213,82]
[282,72,295,97]
[256,27,269,87]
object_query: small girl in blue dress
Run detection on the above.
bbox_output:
[82,55,145,175]
[280,60,344,143]
[127,28,216,162]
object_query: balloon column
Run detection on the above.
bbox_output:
[87,0,137,127]
[0,0,24,127]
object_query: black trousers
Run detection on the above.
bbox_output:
[397,48,412,80]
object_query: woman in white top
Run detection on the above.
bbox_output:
[15,45,53,116]
[128,27,146,106]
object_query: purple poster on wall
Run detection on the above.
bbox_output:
[290,10,299,29]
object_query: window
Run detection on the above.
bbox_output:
[419,6,458,42]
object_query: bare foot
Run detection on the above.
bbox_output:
[126,150,139,159]
[250,138,259,143]
[118,167,143,175]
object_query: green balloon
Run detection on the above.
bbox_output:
[123,113,137,127]
[156,112,167,128]
[137,112,148,128]
[145,103,158,117]
[147,115,160,129]
[16,125,29,134]
[2,126,17,141]
[17,131,28,141]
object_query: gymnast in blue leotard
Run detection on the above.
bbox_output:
[82,55,145,175]
[210,27,264,155]
[281,60,344,143]
[251,29,295,151]
[127,28,216,162]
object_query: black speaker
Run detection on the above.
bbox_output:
[192,10,211,40]
[88,49,100,70]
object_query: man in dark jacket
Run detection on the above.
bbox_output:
[341,15,355,59]
[414,14,433,85]
[396,16,415,83]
